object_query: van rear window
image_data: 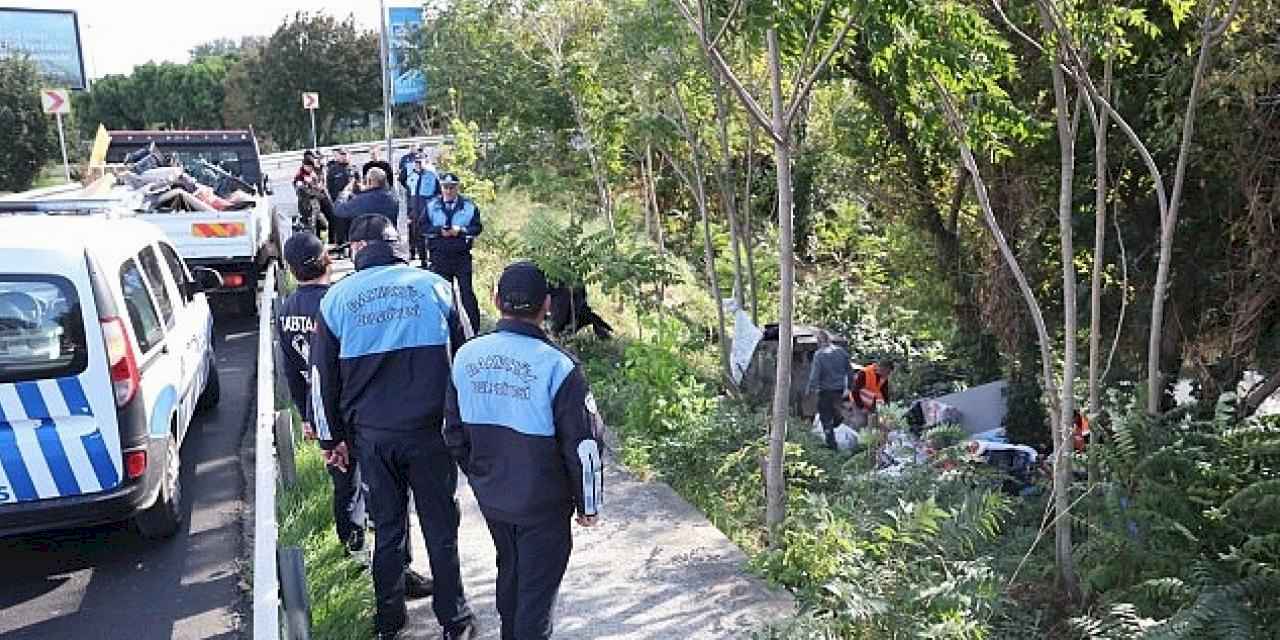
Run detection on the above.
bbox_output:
[0,276,88,383]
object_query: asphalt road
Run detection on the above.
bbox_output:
[0,313,258,640]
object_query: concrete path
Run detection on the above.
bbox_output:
[404,462,795,640]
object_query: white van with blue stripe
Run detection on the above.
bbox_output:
[0,214,222,539]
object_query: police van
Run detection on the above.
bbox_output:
[0,212,223,539]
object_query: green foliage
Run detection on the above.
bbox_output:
[245,12,381,149]
[0,55,53,192]
[1070,397,1280,638]
[437,118,497,205]
[277,414,374,640]
[74,57,233,135]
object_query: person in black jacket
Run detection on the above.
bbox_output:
[310,215,476,640]
[444,261,604,640]
[336,167,399,227]
[275,231,432,594]
[326,148,356,245]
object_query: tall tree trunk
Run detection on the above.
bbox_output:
[1087,54,1113,486]
[708,63,747,309]
[665,92,733,387]
[642,145,657,241]
[764,28,794,540]
[742,104,760,323]
[934,70,1069,598]
[1146,6,1238,414]
[568,92,616,239]
[1039,4,1082,599]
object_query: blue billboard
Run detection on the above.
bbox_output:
[388,6,426,105]
[0,8,87,90]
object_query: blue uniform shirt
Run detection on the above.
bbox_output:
[445,319,604,524]
[310,242,464,447]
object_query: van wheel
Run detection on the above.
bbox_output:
[196,356,220,412]
[134,436,183,539]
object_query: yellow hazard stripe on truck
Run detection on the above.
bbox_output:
[191,223,246,238]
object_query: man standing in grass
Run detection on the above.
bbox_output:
[310,216,476,640]
[445,260,604,640]
[275,231,433,592]
[806,330,852,450]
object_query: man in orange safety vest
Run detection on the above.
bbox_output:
[848,360,895,428]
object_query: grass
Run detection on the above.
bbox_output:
[276,416,376,639]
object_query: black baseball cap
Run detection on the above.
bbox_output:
[439,173,461,186]
[348,214,400,243]
[497,261,548,314]
[283,231,326,277]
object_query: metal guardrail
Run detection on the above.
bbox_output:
[258,135,446,171]
[253,265,311,640]
[253,264,282,640]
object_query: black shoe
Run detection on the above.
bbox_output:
[404,568,434,599]
[442,620,477,640]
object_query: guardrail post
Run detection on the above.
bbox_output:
[275,410,297,488]
[277,546,312,640]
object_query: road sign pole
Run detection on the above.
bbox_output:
[309,109,317,150]
[378,0,394,162]
[55,112,71,181]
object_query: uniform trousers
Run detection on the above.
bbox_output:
[357,427,472,634]
[429,260,480,334]
[483,513,573,640]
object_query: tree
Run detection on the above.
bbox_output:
[247,12,381,149]
[0,56,52,192]
[675,0,858,540]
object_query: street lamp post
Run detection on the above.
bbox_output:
[378,0,394,162]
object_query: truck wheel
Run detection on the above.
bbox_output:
[196,355,220,412]
[134,435,183,539]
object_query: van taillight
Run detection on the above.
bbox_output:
[101,316,140,406]
[124,450,147,480]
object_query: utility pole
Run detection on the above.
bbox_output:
[378,0,394,161]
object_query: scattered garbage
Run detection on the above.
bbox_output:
[809,415,860,451]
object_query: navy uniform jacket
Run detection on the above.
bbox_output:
[335,189,399,225]
[310,242,465,449]
[276,283,329,421]
[424,196,482,273]
[444,320,604,525]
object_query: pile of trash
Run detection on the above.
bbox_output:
[91,143,257,213]
[811,391,1043,495]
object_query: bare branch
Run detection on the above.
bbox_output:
[1102,213,1128,382]
[784,7,858,125]
[789,0,837,108]
[991,0,1045,55]
[674,0,781,144]
[708,0,743,49]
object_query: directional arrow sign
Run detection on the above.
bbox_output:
[41,89,71,115]
[302,92,319,110]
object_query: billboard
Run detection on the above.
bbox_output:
[388,6,426,105]
[0,8,87,90]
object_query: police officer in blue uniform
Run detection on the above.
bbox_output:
[444,260,605,640]
[276,231,432,597]
[422,173,482,333]
[310,215,477,640]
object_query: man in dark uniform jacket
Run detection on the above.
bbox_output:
[445,260,604,640]
[310,216,476,640]
[421,172,482,333]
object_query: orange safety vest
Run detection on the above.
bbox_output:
[857,364,885,408]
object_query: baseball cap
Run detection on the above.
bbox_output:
[283,231,326,276]
[439,172,461,186]
[347,214,400,243]
[497,261,548,314]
